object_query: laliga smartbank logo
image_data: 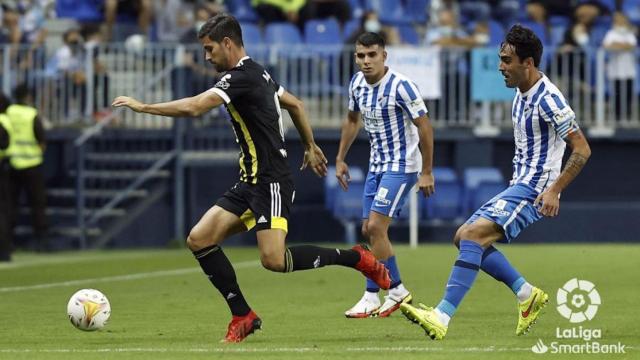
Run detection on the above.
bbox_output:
[531,278,626,355]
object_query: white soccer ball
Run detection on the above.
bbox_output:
[67,289,111,331]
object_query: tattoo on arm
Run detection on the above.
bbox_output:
[562,152,588,179]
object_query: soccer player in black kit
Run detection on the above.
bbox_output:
[113,14,390,343]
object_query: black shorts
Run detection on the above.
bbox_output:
[216,178,295,232]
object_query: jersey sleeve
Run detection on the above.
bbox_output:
[538,93,580,140]
[348,74,360,112]
[207,70,253,104]
[396,80,428,120]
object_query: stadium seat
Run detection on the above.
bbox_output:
[265,23,303,45]
[304,18,342,45]
[229,0,259,23]
[240,23,262,47]
[55,0,103,22]
[423,167,464,220]
[488,20,505,46]
[342,19,360,42]
[348,0,365,19]
[397,25,420,45]
[365,0,411,26]
[462,167,506,214]
[325,166,365,212]
[405,0,429,24]
[470,182,506,212]
[623,1,640,26]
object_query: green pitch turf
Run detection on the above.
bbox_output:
[0,244,638,360]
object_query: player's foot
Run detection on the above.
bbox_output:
[351,245,391,290]
[516,286,549,335]
[345,292,381,318]
[222,310,262,343]
[400,303,447,340]
[375,290,412,318]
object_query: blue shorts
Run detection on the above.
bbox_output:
[362,171,418,219]
[466,183,542,243]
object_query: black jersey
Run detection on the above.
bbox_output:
[210,56,291,184]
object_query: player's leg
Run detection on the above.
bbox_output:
[401,218,500,340]
[253,180,389,285]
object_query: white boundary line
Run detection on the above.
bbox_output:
[0,346,532,353]
[0,251,181,270]
[0,260,260,293]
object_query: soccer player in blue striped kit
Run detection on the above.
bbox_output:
[336,32,435,318]
[400,25,592,339]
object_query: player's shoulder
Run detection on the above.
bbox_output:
[349,71,365,88]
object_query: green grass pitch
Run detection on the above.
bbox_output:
[0,244,638,359]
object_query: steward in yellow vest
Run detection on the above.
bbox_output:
[0,93,13,261]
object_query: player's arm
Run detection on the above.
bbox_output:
[278,90,328,177]
[535,129,591,217]
[335,110,360,190]
[412,114,435,197]
[111,90,224,117]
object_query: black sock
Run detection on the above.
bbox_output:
[283,245,360,272]
[192,245,251,317]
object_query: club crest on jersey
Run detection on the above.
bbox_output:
[215,74,231,90]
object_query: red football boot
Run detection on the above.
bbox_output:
[222,310,262,343]
[351,245,391,290]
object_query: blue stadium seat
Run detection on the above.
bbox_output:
[325,166,365,212]
[348,0,365,19]
[405,0,429,24]
[55,0,103,22]
[397,25,420,45]
[342,19,360,42]
[229,0,258,23]
[488,20,505,46]
[463,167,505,214]
[423,167,463,220]
[304,18,342,45]
[240,23,263,47]
[265,23,303,45]
[365,0,411,25]
[470,182,506,212]
[623,1,640,26]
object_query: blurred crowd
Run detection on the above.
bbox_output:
[0,0,638,121]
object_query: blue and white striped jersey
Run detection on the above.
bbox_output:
[510,73,580,193]
[348,68,428,173]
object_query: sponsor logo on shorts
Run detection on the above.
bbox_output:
[374,187,391,207]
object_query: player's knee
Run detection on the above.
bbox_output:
[186,227,210,251]
[366,220,386,240]
[260,253,285,272]
[458,223,495,246]
[452,225,465,248]
[361,223,369,239]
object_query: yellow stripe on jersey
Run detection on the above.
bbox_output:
[228,103,258,184]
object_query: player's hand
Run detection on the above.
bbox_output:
[534,189,560,217]
[417,172,435,197]
[301,143,328,177]
[112,96,145,112]
[335,160,350,191]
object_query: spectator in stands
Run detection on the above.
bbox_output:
[603,12,637,121]
[299,0,351,27]
[104,0,153,40]
[425,9,472,48]
[555,22,590,102]
[0,92,12,261]
[50,28,87,116]
[574,1,606,28]
[6,84,48,252]
[252,0,307,27]
[469,21,491,47]
[429,0,460,27]
[0,4,21,45]
[154,0,198,43]
[526,1,550,39]
[344,11,400,45]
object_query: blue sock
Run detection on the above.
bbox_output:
[481,246,526,294]
[436,240,484,318]
[365,256,402,292]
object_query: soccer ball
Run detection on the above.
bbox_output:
[67,289,111,331]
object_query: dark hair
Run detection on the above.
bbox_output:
[356,32,385,48]
[197,14,244,47]
[13,83,32,104]
[63,28,81,42]
[502,24,543,67]
[0,92,11,113]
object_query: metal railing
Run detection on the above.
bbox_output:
[2,43,638,132]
